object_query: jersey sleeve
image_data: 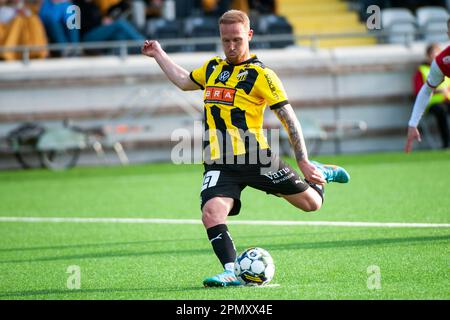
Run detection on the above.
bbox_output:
[408,60,446,127]
[434,45,450,77]
[189,57,218,90]
[189,65,206,90]
[256,68,289,110]
[408,84,434,127]
[426,60,445,88]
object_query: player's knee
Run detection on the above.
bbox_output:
[306,187,323,212]
[201,209,225,228]
[301,199,321,212]
[201,208,216,226]
[201,198,231,228]
[295,194,322,212]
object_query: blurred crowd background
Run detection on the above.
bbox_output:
[0,0,449,60]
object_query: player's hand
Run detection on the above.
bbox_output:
[142,40,162,58]
[297,159,326,186]
[404,126,421,153]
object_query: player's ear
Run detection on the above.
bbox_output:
[248,29,253,41]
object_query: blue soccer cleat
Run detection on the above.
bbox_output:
[311,161,350,183]
[203,270,241,287]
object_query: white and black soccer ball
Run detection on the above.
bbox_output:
[234,247,275,286]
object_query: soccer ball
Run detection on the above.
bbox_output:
[234,247,275,286]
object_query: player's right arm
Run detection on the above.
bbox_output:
[405,60,445,153]
[273,104,326,185]
[256,67,325,185]
[141,40,201,91]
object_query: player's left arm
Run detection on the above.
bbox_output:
[405,60,445,153]
[273,104,326,185]
[259,68,325,184]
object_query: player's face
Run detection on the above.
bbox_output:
[220,22,253,65]
[428,45,441,61]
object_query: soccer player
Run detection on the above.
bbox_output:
[405,18,450,153]
[142,10,350,287]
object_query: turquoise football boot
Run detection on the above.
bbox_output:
[311,161,350,183]
[203,270,241,287]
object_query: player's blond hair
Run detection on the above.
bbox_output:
[219,10,250,30]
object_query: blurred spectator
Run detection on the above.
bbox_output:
[94,0,147,32]
[201,0,232,16]
[249,0,276,14]
[39,0,79,48]
[94,0,121,15]
[74,0,144,53]
[231,0,249,13]
[199,0,253,16]
[412,43,450,149]
[0,0,48,61]
[0,1,17,29]
[95,0,133,21]
[146,0,163,18]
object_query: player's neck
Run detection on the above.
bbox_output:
[226,53,253,65]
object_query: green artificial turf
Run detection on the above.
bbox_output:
[0,150,449,299]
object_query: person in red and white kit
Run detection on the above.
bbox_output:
[405,18,450,153]
[411,43,450,149]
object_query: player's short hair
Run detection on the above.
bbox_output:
[426,43,439,56]
[219,10,250,30]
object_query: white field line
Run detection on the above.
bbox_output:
[0,216,449,228]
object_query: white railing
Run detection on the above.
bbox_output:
[0,29,445,64]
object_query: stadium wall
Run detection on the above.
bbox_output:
[0,42,447,168]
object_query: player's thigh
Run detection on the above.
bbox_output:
[200,169,244,220]
[281,187,322,212]
[246,158,322,212]
[246,158,306,196]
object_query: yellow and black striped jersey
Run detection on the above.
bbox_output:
[190,54,289,162]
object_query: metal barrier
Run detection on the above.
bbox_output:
[0,29,444,65]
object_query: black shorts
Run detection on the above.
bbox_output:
[200,153,309,216]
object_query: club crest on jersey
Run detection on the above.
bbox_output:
[236,70,248,81]
[443,56,450,65]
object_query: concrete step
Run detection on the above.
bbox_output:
[297,36,377,48]
[279,2,348,16]
[295,24,368,35]
[278,0,372,47]
[289,12,361,27]
[279,0,341,4]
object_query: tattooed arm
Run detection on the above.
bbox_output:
[273,104,326,185]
